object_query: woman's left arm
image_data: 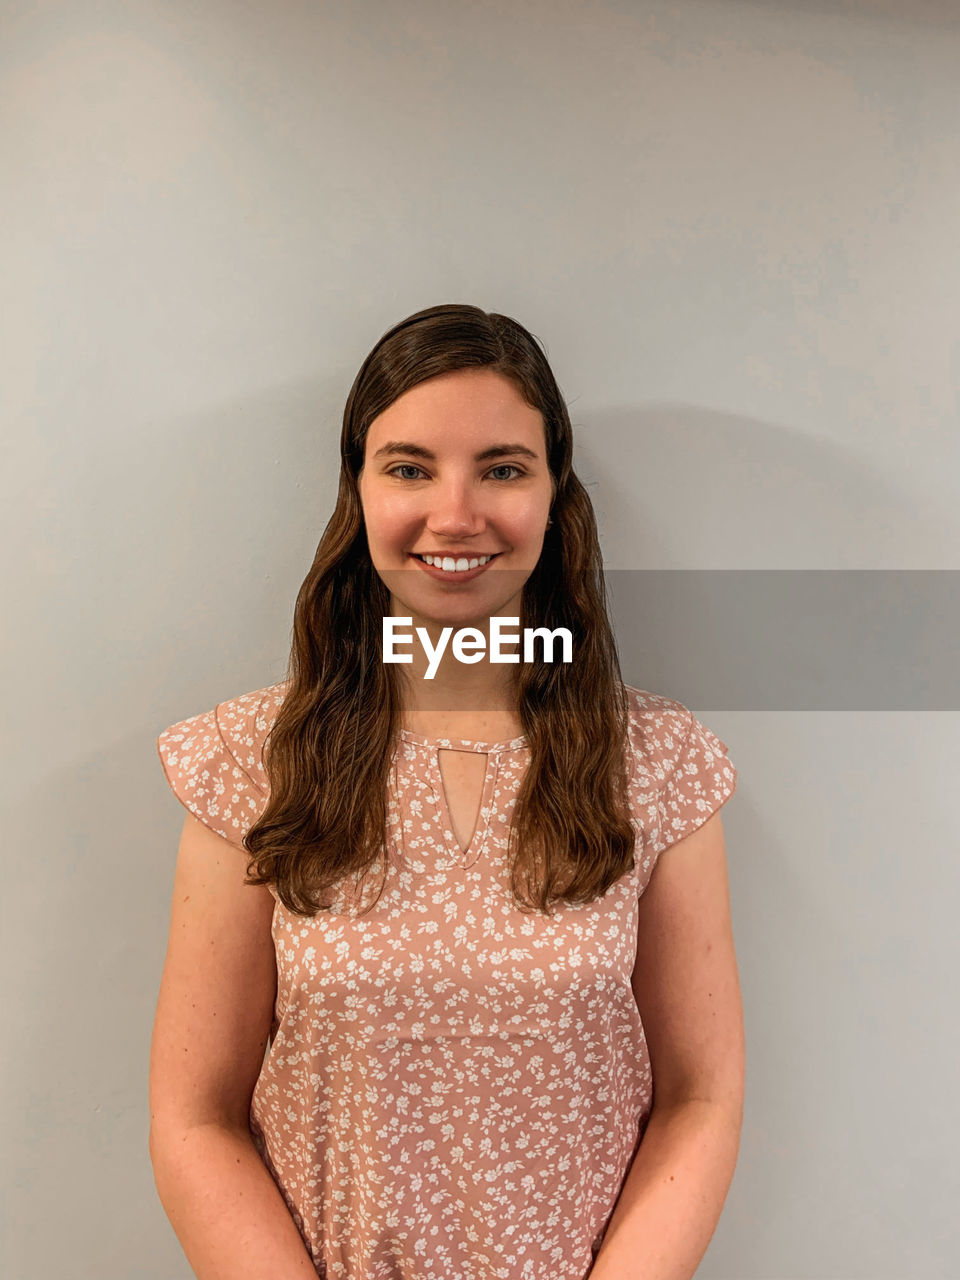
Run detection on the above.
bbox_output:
[589,811,746,1280]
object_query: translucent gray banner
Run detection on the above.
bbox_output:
[606,570,959,710]
[374,570,959,710]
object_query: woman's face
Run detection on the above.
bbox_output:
[357,367,554,633]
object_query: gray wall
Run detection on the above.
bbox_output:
[3,1,958,1276]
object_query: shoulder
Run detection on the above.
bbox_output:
[156,680,288,848]
[622,684,715,786]
[622,683,738,856]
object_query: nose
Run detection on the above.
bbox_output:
[425,477,485,538]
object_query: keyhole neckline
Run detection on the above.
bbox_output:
[429,746,499,866]
[399,728,528,753]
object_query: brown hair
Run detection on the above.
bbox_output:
[243,303,635,916]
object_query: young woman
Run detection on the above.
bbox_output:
[149,304,744,1280]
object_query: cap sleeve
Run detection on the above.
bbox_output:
[156,691,273,850]
[652,707,738,855]
[623,687,739,887]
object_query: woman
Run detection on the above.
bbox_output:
[149,304,744,1280]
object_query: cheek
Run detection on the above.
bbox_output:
[368,505,416,547]
[508,496,550,532]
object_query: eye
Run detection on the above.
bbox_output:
[488,464,525,481]
[387,464,428,480]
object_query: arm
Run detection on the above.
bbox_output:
[589,811,745,1280]
[150,1122,318,1278]
[148,813,318,1278]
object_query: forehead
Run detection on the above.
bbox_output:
[366,368,544,447]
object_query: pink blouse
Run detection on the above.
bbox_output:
[157,681,738,1280]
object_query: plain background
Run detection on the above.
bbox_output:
[3,1,959,1276]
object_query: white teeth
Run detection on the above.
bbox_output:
[419,553,493,571]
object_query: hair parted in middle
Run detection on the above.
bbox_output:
[242,302,636,917]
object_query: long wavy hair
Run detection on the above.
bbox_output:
[243,303,636,917]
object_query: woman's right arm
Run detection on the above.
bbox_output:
[149,813,318,1278]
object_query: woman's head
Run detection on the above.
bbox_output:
[334,303,584,635]
[358,365,553,634]
[244,304,635,917]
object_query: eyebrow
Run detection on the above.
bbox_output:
[372,441,540,462]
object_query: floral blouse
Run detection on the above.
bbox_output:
[156,681,738,1280]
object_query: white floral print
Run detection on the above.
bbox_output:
[156,683,737,1280]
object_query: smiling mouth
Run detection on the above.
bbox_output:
[411,552,501,572]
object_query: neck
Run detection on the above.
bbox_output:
[391,612,523,736]
[399,682,524,742]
